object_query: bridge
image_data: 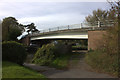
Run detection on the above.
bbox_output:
[21,21,114,50]
[30,21,112,40]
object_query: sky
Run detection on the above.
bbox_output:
[0,0,111,31]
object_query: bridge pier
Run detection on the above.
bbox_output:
[88,30,106,50]
[21,27,107,51]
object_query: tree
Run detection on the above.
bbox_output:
[2,17,22,41]
[85,8,117,26]
[25,23,39,34]
[85,9,108,26]
[0,20,2,41]
[107,0,120,77]
[8,27,22,41]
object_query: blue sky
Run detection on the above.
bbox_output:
[0,0,111,30]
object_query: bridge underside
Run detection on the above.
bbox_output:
[31,34,88,40]
[31,31,88,40]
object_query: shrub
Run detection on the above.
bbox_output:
[54,41,72,56]
[85,50,119,76]
[26,46,38,54]
[2,41,27,65]
[32,44,55,65]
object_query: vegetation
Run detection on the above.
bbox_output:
[2,17,39,41]
[2,41,27,65]
[25,23,40,34]
[2,17,23,41]
[32,42,72,69]
[32,44,55,65]
[49,54,72,69]
[85,1,119,77]
[72,45,87,50]
[2,61,46,79]
[53,40,72,56]
[85,1,120,76]
[85,50,118,76]
[85,8,117,26]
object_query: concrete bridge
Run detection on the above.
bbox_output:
[21,22,114,50]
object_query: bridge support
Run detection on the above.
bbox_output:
[88,30,106,50]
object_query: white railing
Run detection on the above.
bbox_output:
[31,21,115,36]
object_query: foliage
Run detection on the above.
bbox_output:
[25,23,40,34]
[84,1,119,76]
[49,54,72,69]
[8,27,22,41]
[103,25,118,55]
[0,20,2,41]
[72,45,87,50]
[2,41,27,65]
[2,17,22,41]
[32,44,55,65]
[85,8,117,26]
[32,42,72,68]
[2,17,39,41]
[85,50,118,76]
[53,41,72,56]
[2,61,46,78]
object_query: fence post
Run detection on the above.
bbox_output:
[80,23,82,28]
[49,28,50,32]
[68,25,69,30]
[98,21,101,27]
[58,27,59,31]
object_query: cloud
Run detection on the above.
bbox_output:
[0,2,110,30]
[18,13,85,29]
[1,0,108,2]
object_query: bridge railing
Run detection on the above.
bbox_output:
[31,21,116,36]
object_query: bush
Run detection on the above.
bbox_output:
[49,54,71,69]
[26,46,38,54]
[32,44,55,65]
[2,41,27,65]
[85,50,119,76]
[54,41,72,56]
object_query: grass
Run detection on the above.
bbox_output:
[72,45,87,50]
[85,50,119,77]
[2,61,46,79]
[49,54,72,69]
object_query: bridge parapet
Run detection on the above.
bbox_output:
[30,26,108,37]
[30,21,115,37]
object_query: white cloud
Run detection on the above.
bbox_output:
[18,13,85,29]
[0,2,110,30]
[1,0,108,2]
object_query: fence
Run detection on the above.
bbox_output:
[31,21,115,36]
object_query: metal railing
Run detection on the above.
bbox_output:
[31,21,115,36]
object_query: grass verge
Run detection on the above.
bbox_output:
[49,54,72,69]
[85,50,118,77]
[2,61,46,79]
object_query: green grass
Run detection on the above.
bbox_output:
[2,61,46,79]
[72,45,87,50]
[85,50,118,76]
[49,54,72,69]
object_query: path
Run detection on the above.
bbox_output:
[24,51,116,78]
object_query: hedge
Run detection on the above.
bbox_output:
[2,41,27,65]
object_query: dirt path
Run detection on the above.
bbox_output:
[24,51,116,78]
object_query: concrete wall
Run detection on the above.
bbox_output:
[88,30,106,50]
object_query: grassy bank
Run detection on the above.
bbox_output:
[2,61,46,79]
[72,45,87,50]
[85,50,118,76]
[49,54,72,69]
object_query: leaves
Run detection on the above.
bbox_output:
[2,17,22,41]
